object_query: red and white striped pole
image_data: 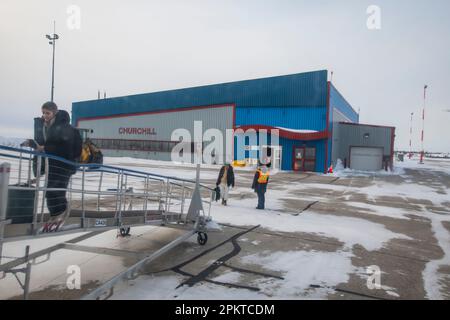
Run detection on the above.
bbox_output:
[419,85,428,164]
[409,112,414,159]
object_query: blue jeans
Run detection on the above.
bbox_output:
[255,184,267,209]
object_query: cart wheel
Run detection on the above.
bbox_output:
[120,227,130,237]
[197,232,208,246]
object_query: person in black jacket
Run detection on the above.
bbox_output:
[216,163,235,206]
[252,165,270,210]
[36,102,80,221]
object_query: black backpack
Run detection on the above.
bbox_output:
[214,186,221,202]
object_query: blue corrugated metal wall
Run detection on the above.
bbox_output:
[72,70,328,125]
[329,84,359,123]
[236,106,327,131]
[235,105,328,171]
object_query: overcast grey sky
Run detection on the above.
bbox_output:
[1,0,449,152]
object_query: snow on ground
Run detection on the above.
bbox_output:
[104,156,256,177]
[331,159,406,178]
[396,157,450,174]
[210,190,411,252]
[240,250,355,299]
[394,158,450,299]
[299,157,450,299]
[111,178,414,299]
[294,173,448,209]
[2,154,450,299]
[0,137,26,148]
[104,157,219,180]
[344,202,411,220]
[112,250,357,300]
[358,180,449,209]
[112,274,266,300]
[423,217,450,300]
[331,156,450,178]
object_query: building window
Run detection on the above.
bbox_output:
[91,138,187,153]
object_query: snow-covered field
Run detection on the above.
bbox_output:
[1,148,449,300]
[0,136,25,148]
[110,156,450,300]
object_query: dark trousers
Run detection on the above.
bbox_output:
[255,184,267,209]
[46,165,72,216]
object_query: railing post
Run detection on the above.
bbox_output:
[97,171,103,212]
[31,156,42,233]
[81,167,86,228]
[164,178,170,214]
[40,158,49,223]
[167,183,173,214]
[144,175,149,220]
[67,175,73,228]
[158,180,164,212]
[68,175,73,207]
[123,174,128,212]
[117,171,124,226]
[23,245,31,300]
[18,152,23,185]
[0,163,11,264]
[181,181,186,215]
[208,190,213,218]
[27,153,32,186]
[115,171,121,215]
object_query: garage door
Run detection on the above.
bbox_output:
[350,147,383,171]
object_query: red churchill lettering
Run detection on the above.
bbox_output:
[118,127,157,135]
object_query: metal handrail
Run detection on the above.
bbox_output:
[0,145,215,300]
[0,145,214,234]
[0,145,214,190]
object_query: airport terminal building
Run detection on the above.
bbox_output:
[72,70,395,173]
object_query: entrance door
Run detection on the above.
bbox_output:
[293,147,305,171]
[273,147,282,170]
[293,146,316,172]
[261,145,282,170]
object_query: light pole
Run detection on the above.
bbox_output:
[46,21,59,102]
[419,85,428,164]
[409,112,414,159]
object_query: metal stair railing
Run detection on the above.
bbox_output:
[0,145,214,237]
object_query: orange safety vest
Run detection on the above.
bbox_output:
[257,170,269,184]
[80,144,91,163]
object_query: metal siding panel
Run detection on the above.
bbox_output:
[329,84,359,123]
[72,70,328,125]
[330,106,349,165]
[79,106,234,163]
[236,106,327,131]
[334,123,393,165]
[331,123,340,164]
[78,106,233,140]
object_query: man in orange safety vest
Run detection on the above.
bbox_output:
[252,165,270,210]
